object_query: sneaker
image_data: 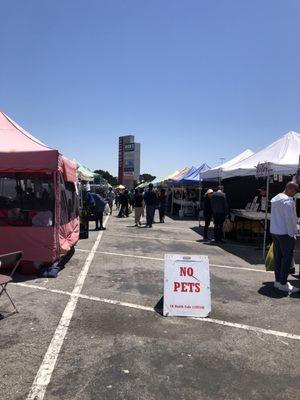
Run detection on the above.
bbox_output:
[278,282,300,293]
[274,281,281,289]
[99,227,106,231]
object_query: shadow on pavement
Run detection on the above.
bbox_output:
[154,296,164,316]
[191,225,264,266]
[258,281,300,299]
[13,246,76,283]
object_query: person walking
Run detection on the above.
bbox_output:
[118,189,129,218]
[106,187,115,214]
[134,188,144,226]
[87,189,108,230]
[203,189,213,241]
[158,188,167,223]
[210,185,229,243]
[115,190,120,210]
[270,181,299,293]
[143,183,157,228]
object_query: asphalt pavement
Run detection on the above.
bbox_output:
[1,209,300,400]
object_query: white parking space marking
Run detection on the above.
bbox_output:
[26,216,109,400]
[76,248,271,274]
[14,281,300,341]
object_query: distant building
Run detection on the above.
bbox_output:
[118,135,141,189]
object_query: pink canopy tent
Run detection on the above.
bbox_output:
[0,111,79,273]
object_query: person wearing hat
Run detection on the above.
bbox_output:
[203,189,213,241]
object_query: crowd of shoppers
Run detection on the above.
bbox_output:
[84,176,300,297]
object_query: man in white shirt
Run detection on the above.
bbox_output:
[270,181,299,293]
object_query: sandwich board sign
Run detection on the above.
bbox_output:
[163,254,211,317]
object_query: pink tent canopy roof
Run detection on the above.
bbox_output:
[0,111,54,152]
[0,111,77,181]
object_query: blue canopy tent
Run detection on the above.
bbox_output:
[168,163,211,215]
[169,163,210,186]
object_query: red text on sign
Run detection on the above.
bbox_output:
[173,282,200,293]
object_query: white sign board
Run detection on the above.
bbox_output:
[163,254,211,317]
[256,162,272,177]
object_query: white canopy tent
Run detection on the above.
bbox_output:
[202,149,254,181]
[221,131,300,179]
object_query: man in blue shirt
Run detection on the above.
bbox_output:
[143,183,157,228]
[87,189,108,230]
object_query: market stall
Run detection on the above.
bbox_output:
[169,164,210,217]
[0,111,80,273]
[221,131,300,253]
[201,149,254,182]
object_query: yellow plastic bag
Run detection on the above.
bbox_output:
[265,242,275,271]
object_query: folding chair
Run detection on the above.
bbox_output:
[0,251,23,314]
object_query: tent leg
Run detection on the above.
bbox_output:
[262,172,270,259]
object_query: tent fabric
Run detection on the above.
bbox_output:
[0,111,79,270]
[168,167,189,182]
[201,149,254,181]
[77,163,95,182]
[0,111,78,182]
[221,132,300,179]
[151,170,180,186]
[136,180,153,189]
[0,111,59,172]
[169,164,211,186]
[59,156,78,183]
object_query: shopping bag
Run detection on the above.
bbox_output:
[265,242,275,271]
[223,218,233,233]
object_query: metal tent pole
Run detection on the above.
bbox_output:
[171,186,174,215]
[263,166,270,258]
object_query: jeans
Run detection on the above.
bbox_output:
[146,205,155,226]
[159,205,166,222]
[213,214,225,242]
[204,215,212,239]
[95,211,103,229]
[272,234,295,285]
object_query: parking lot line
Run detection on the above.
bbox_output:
[76,248,271,273]
[26,216,109,400]
[14,281,300,342]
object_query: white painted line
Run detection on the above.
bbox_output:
[76,248,270,273]
[15,281,300,341]
[26,216,109,400]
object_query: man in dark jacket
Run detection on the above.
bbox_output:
[203,189,213,241]
[210,185,229,243]
[143,183,157,227]
[87,190,108,230]
[118,189,129,218]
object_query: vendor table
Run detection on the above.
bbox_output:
[173,198,199,217]
[230,209,270,221]
[229,209,270,244]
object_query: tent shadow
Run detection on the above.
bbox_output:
[13,246,76,283]
[191,225,264,266]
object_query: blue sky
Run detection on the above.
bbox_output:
[1,1,300,178]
